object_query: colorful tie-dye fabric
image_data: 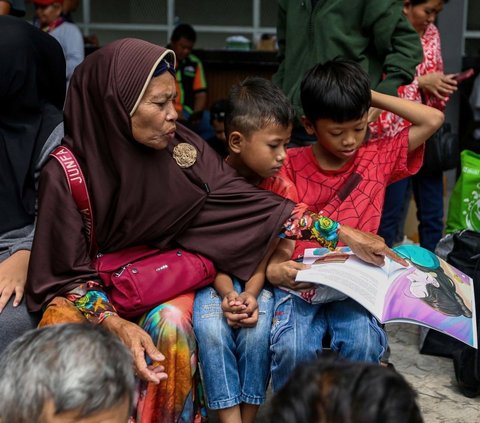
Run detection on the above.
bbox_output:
[134,292,206,423]
[39,292,205,423]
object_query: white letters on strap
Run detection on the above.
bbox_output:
[50,146,96,256]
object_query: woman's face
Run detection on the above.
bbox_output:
[131,72,178,150]
[403,0,445,35]
[35,3,62,26]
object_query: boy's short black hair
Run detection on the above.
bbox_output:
[225,77,294,139]
[270,353,423,423]
[171,23,196,43]
[300,60,371,124]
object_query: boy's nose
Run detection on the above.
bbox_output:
[277,150,287,162]
[343,135,356,147]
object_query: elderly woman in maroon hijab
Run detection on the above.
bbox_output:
[26,38,400,422]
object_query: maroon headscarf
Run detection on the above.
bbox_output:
[27,39,295,311]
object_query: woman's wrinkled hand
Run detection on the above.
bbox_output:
[101,315,167,384]
[266,260,314,291]
[0,250,30,313]
[338,225,408,267]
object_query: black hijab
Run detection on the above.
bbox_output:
[0,16,65,235]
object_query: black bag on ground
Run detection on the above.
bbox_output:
[445,230,480,397]
[419,231,475,358]
[422,123,459,174]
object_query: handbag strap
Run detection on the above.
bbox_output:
[50,146,97,257]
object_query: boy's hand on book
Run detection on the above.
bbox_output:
[266,260,314,291]
[338,225,408,267]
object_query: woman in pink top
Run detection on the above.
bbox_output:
[373,0,457,252]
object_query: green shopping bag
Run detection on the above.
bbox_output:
[446,149,480,233]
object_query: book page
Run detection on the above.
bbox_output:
[297,245,477,348]
[297,247,393,319]
[382,244,477,348]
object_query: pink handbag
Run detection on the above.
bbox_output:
[51,146,216,319]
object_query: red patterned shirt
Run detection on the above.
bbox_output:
[271,128,423,260]
[372,24,446,139]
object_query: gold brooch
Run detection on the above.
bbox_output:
[172,143,197,168]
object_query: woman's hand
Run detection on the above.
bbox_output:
[338,225,408,267]
[101,315,167,384]
[266,260,314,291]
[418,72,457,100]
[0,250,30,313]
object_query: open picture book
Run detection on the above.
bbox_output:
[296,244,478,348]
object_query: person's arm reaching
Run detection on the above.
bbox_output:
[337,225,407,267]
[371,90,444,152]
[281,203,408,267]
[369,1,424,96]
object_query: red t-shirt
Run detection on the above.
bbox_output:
[268,128,423,259]
[259,173,298,203]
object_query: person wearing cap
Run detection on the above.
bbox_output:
[33,0,84,84]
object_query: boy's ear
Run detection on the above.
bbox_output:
[403,0,411,14]
[301,116,316,136]
[228,131,244,154]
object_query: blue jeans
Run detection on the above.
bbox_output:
[379,169,444,252]
[193,281,274,409]
[270,288,387,392]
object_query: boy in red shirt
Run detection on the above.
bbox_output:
[193,76,404,423]
[266,60,444,391]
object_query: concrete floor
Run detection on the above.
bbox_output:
[208,324,480,422]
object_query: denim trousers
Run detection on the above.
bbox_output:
[193,281,274,409]
[379,169,444,252]
[270,288,387,392]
